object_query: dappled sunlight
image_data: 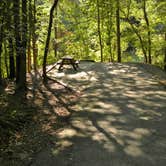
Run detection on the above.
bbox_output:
[30,62,166,165]
[52,63,165,159]
[56,128,77,139]
[124,145,144,157]
[52,140,73,155]
[108,69,127,74]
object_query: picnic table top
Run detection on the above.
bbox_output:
[61,56,74,60]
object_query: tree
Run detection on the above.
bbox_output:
[43,0,59,81]
[96,0,103,62]
[142,0,152,64]
[13,0,21,84]
[32,0,38,72]
[116,0,121,62]
[13,0,27,91]
[0,0,5,84]
[17,0,27,90]
[7,0,15,79]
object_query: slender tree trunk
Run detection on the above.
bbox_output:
[116,0,121,62]
[164,33,166,71]
[127,20,148,63]
[7,1,15,79]
[9,38,15,79]
[32,0,37,71]
[107,17,113,62]
[0,4,4,84]
[14,0,21,84]
[27,0,32,73]
[0,43,2,84]
[0,23,3,83]
[143,0,151,64]
[125,0,147,63]
[27,37,31,73]
[107,3,113,62]
[97,0,103,62]
[15,0,27,91]
[54,8,58,58]
[17,0,27,90]
[43,0,59,81]
[4,41,9,78]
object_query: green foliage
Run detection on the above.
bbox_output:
[0,0,166,80]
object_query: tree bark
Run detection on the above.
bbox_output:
[4,41,9,78]
[107,3,113,62]
[43,0,59,81]
[0,22,3,83]
[54,8,58,58]
[142,0,152,64]
[14,0,21,84]
[9,37,15,79]
[130,22,147,63]
[27,37,31,73]
[0,43,2,84]
[164,33,166,71]
[116,0,121,62]
[7,1,15,79]
[27,0,32,73]
[32,0,38,71]
[97,0,103,62]
[0,2,4,84]
[124,0,147,63]
[16,0,27,90]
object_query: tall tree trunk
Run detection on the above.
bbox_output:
[130,22,147,63]
[14,0,21,84]
[7,1,15,79]
[125,0,147,63]
[0,26,2,83]
[0,43,2,84]
[0,4,4,84]
[97,0,103,62]
[15,0,27,90]
[107,3,113,62]
[27,0,32,73]
[9,38,15,79]
[164,33,166,71]
[32,0,38,71]
[116,0,121,62]
[4,41,9,78]
[17,0,27,90]
[27,36,31,73]
[43,0,59,81]
[142,0,152,64]
[54,8,58,58]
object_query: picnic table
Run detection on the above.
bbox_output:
[58,56,79,71]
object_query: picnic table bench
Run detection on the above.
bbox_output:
[58,56,79,71]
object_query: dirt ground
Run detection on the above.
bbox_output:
[1,62,166,166]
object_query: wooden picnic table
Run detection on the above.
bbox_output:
[58,56,79,71]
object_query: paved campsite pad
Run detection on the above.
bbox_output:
[30,62,166,166]
[31,62,166,166]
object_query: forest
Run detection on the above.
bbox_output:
[0,0,166,165]
[0,0,166,90]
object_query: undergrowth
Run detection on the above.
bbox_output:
[0,87,36,156]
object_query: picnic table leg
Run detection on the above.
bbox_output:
[71,60,77,70]
[58,62,63,71]
[73,64,77,70]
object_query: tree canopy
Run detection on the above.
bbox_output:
[0,0,166,89]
